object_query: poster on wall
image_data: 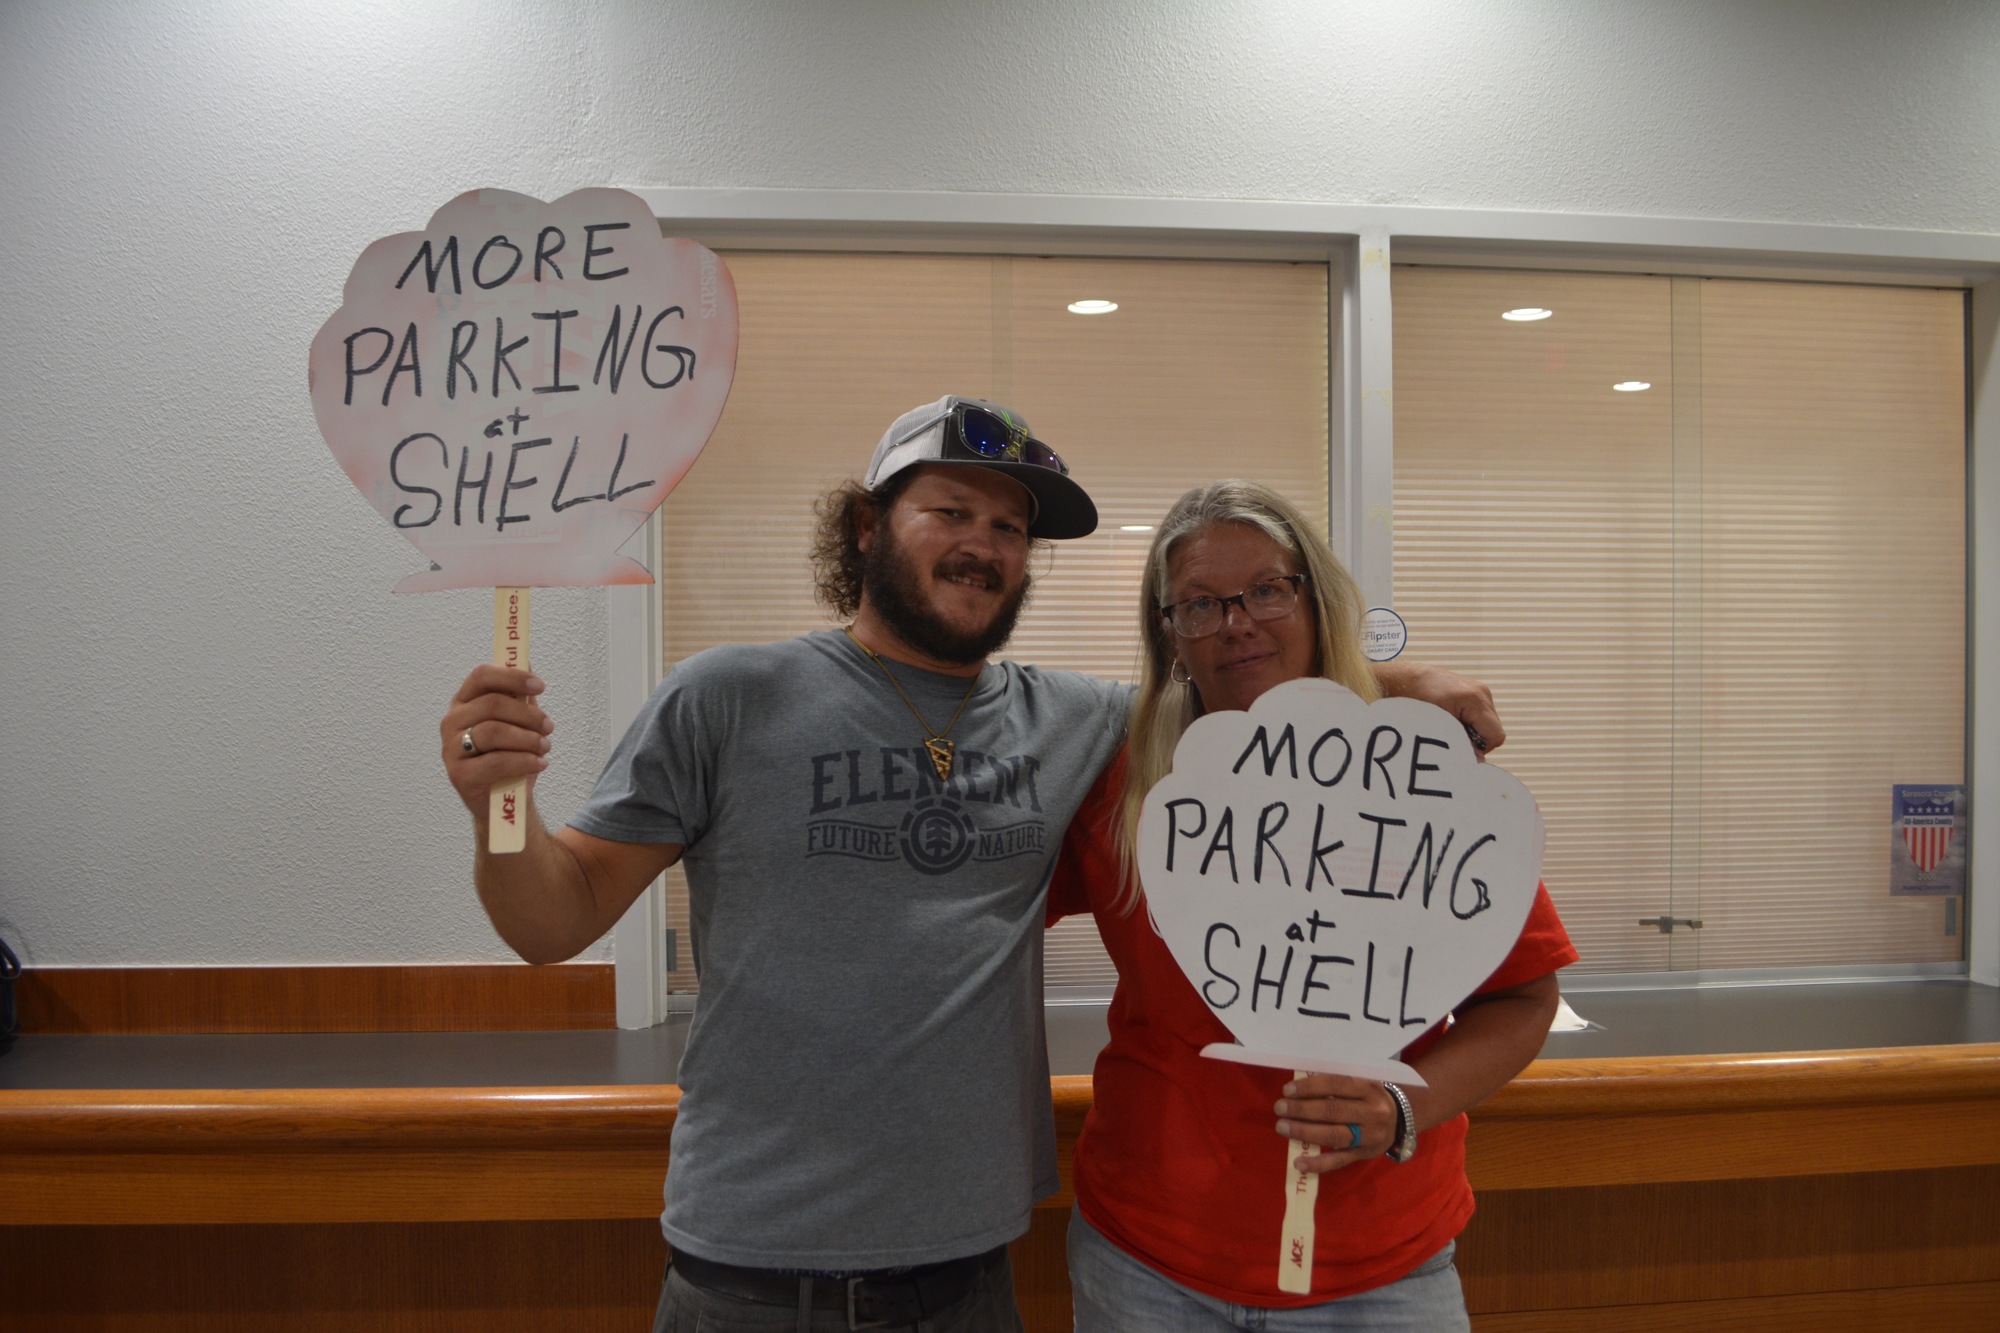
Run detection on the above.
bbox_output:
[1889,783,1966,897]
[307,187,739,850]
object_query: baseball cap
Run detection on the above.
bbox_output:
[864,396,1098,539]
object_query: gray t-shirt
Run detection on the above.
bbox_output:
[570,628,1131,1270]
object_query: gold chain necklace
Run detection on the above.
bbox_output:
[844,626,980,781]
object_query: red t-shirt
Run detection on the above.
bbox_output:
[1046,750,1578,1306]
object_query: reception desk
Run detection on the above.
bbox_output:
[4,977,1998,1331]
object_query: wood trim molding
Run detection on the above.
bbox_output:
[0,1085,677,1150]
[1485,1044,2000,1114]
[1465,1044,2000,1189]
[4,1045,1997,1226]
[12,963,616,1033]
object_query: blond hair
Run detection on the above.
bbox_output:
[1114,481,1379,913]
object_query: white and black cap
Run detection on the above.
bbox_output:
[864,395,1098,539]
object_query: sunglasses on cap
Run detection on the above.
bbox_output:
[902,403,1071,476]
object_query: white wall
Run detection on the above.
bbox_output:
[2,0,1996,965]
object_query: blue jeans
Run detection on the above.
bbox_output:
[1066,1206,1470,1333]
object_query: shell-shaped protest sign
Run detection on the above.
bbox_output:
[1138,677,1545,1086]
[308,187,738,591]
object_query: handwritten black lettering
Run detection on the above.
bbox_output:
[1200,806,1239,883]
[1164,798,1207,872]
[533,226,566,281]
[1250,944,1292,1012]
[1450,833,1497,919]
[550,437,609,512]
[593,304,643,392]
[1234,724,1299,779]
[491,316,529,396]
[1408,734,1453,799]
[583,222,631,280]
[473,234,523,289]
[454,446,493,527]
[1398,946,1428,1028]
[342,328,394,406]
[1203,923,1242,1008]
[1398,823,1456,907]
[1363,725,1403,798]
[1307,726,1354,788]
[447,321,479,399]
[604,432,655,502]
[1344,811,1407,900]
[641,307,695,388]
[382,322,422,404]
[1304,804,1345,893]
[496,438,552,530]
[1298,952,1354,1020]
[395,236,461,294]
[1253,801,1292,885]
[1360,941,1393,1025]
[531,310,581,394]
[388,433,446,527]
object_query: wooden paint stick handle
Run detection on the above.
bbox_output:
[487,587,532,854]
[1277,1068,1319,1294]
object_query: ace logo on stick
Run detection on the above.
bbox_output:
[309,188,739,850]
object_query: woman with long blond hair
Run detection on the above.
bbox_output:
[1047,481,1576,1331]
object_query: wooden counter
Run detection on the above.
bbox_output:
[5,1043,1999,1329]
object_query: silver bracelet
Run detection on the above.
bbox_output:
[1382,1082,1418,1163]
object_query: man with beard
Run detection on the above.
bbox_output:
[440,396,1502,1333]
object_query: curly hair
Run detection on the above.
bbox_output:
[809,471,915,618]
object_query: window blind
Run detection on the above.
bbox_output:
[657,252,1331,990]
[1393,267,1964,973]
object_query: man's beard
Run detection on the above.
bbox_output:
[861,524,1032,666]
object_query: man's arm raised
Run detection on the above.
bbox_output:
[1369,659,1507,754]
[442,666,681,965]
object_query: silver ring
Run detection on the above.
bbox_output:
[460,729,480,756]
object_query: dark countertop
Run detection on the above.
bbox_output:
[3,979,1995,1092]
[1541,978,2000,1061]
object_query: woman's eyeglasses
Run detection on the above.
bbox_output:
[1159,574,1307,639]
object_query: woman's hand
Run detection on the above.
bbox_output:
[1272,975,1562,1176]
[1273,1074,1399,1175]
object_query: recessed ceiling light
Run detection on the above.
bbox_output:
[1613,381,1652,392]
[1068,299,1119,315]
[1502,307,1553,322]
[1120,524,1154,532]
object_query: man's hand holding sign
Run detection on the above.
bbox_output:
[1137,678,1545,1293]
[308,188,737,855]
